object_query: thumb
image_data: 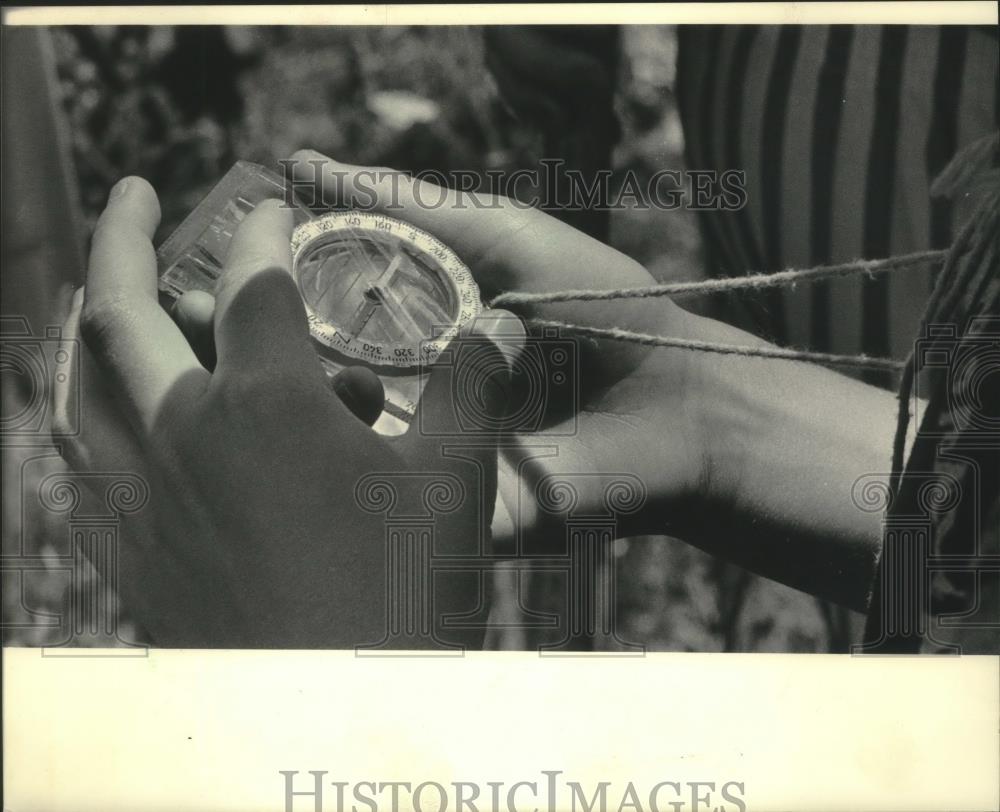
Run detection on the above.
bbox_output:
[397,309,526,467]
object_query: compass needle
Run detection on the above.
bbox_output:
[287,210,483,420]
[156,165,487,425]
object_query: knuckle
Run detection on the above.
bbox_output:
[79,295,134,352]
[55,433,87,471]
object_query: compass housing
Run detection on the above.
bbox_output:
[155,161,483,432]
[291,211,482,372]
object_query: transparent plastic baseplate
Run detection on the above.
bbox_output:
[156,161,482,435]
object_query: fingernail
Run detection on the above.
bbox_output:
[108,177,130,201]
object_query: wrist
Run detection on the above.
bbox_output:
[669,312,894,609]
[653,309,762,532]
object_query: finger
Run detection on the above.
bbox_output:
[87,177,160,301]
[331,366,385,427]
[203,213,385,426]
[52,287,147,474]
[212,199,323,382]
[289,150,546,293]
[83,177,209,432]
[288,150,649,303]
[398,309,525,469]
[171,290,217,371]
[490,486,517,558]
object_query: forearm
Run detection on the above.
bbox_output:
[493,307,905,611]
[676,312,903,612]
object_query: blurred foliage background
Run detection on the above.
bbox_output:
[3,25,857,650]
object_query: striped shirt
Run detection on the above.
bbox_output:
[676,24,998,383]
[677,24,999,652]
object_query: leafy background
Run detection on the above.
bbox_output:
[3,25,859,650]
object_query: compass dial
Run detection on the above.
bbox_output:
[290,211,481,369]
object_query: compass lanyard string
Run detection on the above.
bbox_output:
[487,249,947,371]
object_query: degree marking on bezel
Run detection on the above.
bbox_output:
[290,211,482,368]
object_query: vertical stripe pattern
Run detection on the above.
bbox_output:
[809,26,854,350]
[676,24,998,384]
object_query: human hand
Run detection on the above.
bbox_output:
[52,176,523,648]
[288,151,720,549]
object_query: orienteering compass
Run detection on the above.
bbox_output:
[290,211,481,371]
[155,161,483,432]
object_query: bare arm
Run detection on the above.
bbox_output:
[292,150,904,613]
[670,313,897,611]
[492,306,897,613]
